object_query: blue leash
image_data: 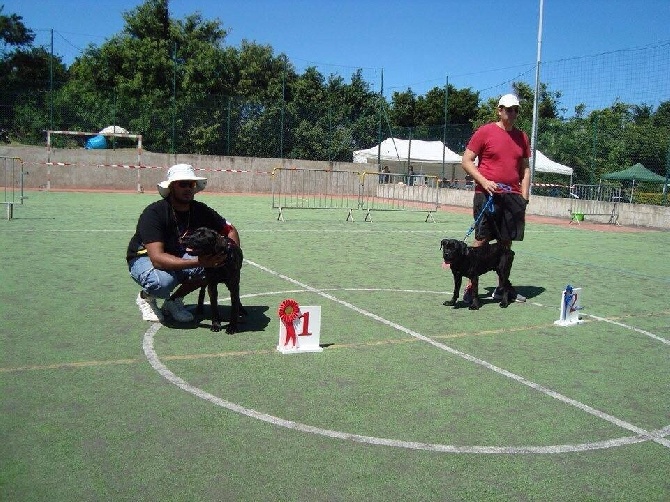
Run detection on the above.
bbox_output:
[462,184,513,241]
[463,194,494,241]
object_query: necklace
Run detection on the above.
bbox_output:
[171,205,191,241]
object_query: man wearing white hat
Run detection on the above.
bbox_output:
[460,93,530,304]
[126,164,240,322]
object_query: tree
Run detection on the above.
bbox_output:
[122,0,169,41]
[652,101,670,129]
[389,89,417,130]
[0,6,68,142]
[56,0,236,153]
[0,5,34,48]
[323,69,379,159]
[414,85,479,126]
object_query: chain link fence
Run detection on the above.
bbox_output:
[2,42,668,204]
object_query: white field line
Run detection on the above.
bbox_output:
[143,263,670,454]
[244,260,670,448]
[585,314,670,345]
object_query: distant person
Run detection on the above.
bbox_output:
[461,93,530,304]
[379,165,391,184]
[126,164,241,322]
[407,166,415,186]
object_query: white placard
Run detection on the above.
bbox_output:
[554,287,584,326]
[277,306,323,353]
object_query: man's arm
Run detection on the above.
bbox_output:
[145,241,221,270]
[520,157,531,200]
[221,223,240,247]
[462,148,498,195]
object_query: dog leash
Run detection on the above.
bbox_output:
[462,183,516,242]
[463,194,494,242]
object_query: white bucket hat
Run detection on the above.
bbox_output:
[498,93,521,108]
[157,164,207,198]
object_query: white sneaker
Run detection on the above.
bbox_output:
[136,292,164,322]
[162,297,194,322]
[492,287,526,303]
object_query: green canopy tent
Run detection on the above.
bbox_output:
[602,163,667,202]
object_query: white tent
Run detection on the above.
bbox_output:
[532,150,573,176]
[353,138,461,164]
[98,125,129,135]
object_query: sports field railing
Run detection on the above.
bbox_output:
[271,168,440,222]
[1,156,25,220]
[568,184,622,225]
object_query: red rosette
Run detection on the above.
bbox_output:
[278,299,300,324]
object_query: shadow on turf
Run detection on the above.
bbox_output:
[161,304,272,333]
[485,284,545,301]
[447,285,546,309]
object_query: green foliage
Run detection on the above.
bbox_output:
[389,89,417,127]
[391,85,479,129]
[0,8,67,134]
[11,96,49,144]
[0,5,34,46]
[633,192,669,206]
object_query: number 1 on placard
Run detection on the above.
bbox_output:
[299,311,311,336]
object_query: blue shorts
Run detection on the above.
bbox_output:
[128,254,204,299]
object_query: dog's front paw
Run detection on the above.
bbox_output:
[442,299,456,306]
[211,321,222,332]
[468,303,481,310]
[225,323,238,335]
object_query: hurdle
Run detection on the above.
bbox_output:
[2,156,25,220]
[568,184,621,225]
[369,172,440,222]
[569,200,619,225]
[271,167,439,222]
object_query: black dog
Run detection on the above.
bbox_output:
[440,238,516,310]
[181,227,247,333]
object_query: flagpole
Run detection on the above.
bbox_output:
[529,0,545,196]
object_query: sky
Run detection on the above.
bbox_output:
[3,0,670,106]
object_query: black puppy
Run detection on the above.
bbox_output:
[440,238,516,310]
[181,227,247,333]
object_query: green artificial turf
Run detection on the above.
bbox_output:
[1,191,669,501]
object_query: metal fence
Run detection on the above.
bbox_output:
[1,156,25,219]
[567,183,622,225]
[271,168,439,221]
[569,184,623,202]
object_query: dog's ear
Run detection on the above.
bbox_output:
[441,238,456,250]
[457,241,468,254]
[214,234,230,254]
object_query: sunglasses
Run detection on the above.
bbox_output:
[501,106,520,113]
[176,180,196,188]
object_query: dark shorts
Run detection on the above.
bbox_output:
[473,192,527,242]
